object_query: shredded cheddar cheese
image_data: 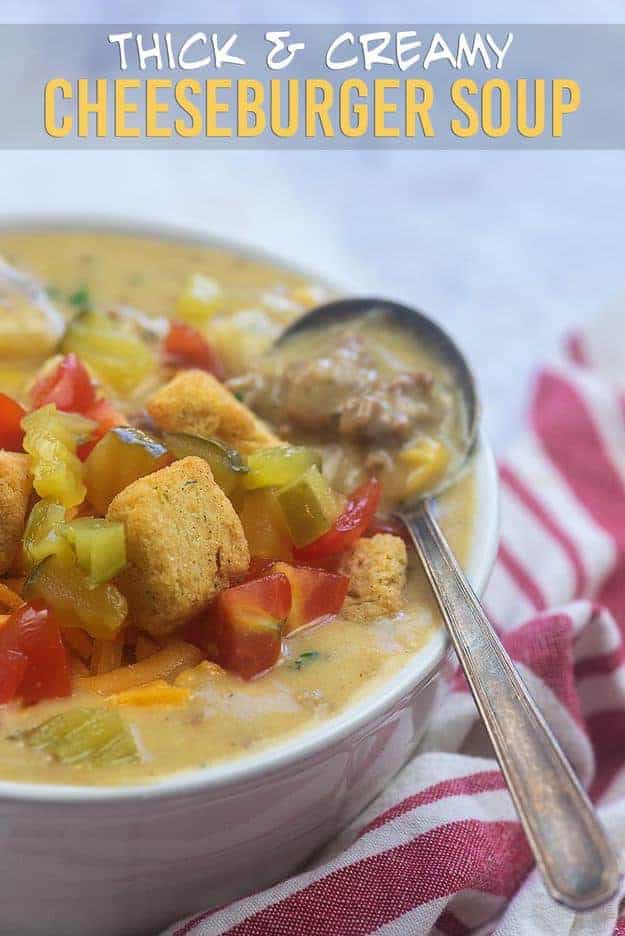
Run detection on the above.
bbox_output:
[108,679,191,708]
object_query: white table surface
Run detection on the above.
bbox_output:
[2,0,624,453]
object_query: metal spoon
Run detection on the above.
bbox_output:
[276,297,620,911]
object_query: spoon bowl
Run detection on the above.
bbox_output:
[276,297,479,498]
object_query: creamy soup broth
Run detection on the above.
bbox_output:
[0,229,474,786]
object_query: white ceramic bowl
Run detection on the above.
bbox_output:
[0,218,499,936]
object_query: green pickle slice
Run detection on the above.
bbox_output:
[85,426,170,513]
[62,312,156,396]
[243,445,321,491]
[17,708,139,767]
[22,405,96,509]
[63,518,127,586]
[276,465,341,547]
[23,499,72,568]
[23,554,128,640]
[163,432,248,495]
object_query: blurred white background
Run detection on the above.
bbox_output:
[2,0,624,451]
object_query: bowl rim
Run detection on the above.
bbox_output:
[0,214,500,804]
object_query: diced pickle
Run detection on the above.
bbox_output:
[62,312,156,395]
[163,432,247,495]
[23,403,95,448]
[23,554,127,640]
[175,273,222,325]
[63,519,127,586]
[22,405,95,508]
[399,437,450,497]
[17,708,139,766]
[85,426,170,513]
[239,488,293,559]
[23,499,72,568]
[243,446,321,491]
[276,465,341,547]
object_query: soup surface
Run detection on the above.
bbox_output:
[0,228,474,786]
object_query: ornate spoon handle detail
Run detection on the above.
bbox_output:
[400,499,620,911]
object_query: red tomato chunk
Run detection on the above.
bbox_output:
[212,562,348,678]
[294,477,382,561]
[273,563,349,635]
[77,397,127,461]
[0,393,26,451]
[215,573,291,680]
[0,601,71,704]
[30,353,96,413]
[0,650,27,704]
[164,321,225,381]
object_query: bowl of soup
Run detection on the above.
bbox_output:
[0,219,498,936]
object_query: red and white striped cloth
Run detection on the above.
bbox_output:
[164,307,625,936]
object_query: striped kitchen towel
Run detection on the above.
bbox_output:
[164,303,625,936]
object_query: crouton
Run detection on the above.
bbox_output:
[338,533,407,620]
[0,452,32,575]
[147,369,282,454]
[107,456,249,636]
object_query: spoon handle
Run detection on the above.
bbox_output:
[400,499,620,911]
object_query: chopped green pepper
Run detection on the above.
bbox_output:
[23,553,128,640]
[163,432,248,495]
[62,311,156,395]
[22,405,95,508]
[63,518,127,586]
[239,488,293,559]
[275,465,341,547]
[243,445,321,491]
[17,708,139,766]
[23,499,72,568]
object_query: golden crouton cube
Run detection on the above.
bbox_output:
[0,452,32,575]
[339,533,407,620]
[107,456,250,636]
[147,369,281,454]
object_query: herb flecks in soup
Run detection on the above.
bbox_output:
[0,229,474,786]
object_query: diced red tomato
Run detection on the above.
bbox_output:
[365,514,413,549]
[0,650,27,704]
[273,562,349,635]
[215,573,291,679]
[30,353,97,413]
[0,393,26,451]
[77,397,127,461]
[164,321,225,381]
[0,600,71,705]
[294,477,382,562]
